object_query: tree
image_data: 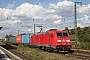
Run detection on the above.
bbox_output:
[69,29,75,35]
[77,27,83,41]
[77,27,90,42]
[5,34,9,38]
[9,34,14,37]
[68,26,90,43]
[64,27,69,33]
[83,27,88,34]
[64,27,69,30]
[5,34,14,38]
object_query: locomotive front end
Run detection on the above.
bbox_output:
[56,30,71,52]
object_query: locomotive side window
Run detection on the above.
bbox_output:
[51,34,53,38]
[63,32,68,37]
[57,32,62,37]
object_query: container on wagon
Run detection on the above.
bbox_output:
[4,38,8,41]
[16,35,22,44]
[22,34,31,44]
[12,37,16,43]
[9,37,12,42]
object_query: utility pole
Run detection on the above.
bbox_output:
[18,30,19,35]
[34,24,43,34]
[34,24,35,34]
[74,2,77,43]
[74,2,82,43]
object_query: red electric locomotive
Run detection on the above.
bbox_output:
[30,29,72,52]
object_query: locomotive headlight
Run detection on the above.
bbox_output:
[58,40,61,42]
[66,40,70,42]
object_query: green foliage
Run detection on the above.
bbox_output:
[5,34,9,38]
[5,34,14,38]
[18,44,24,48]
[9,34,14,37]
[3,40,12,45]
[65,27,90,42]
[79,27,90,42]
[20,33,26,35]
[75,42,90,49]
[65,27,69,32]
[69,29,75,35]
[65,26,90,49]
[17,44,24,52]
[17,46,79,60]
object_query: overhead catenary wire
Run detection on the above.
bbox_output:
[31,4,82,28]
[17,0,43,20]
[61,2,90,20]
[15,0,43,25]
[8,1,90,29]
[17,0,89,24]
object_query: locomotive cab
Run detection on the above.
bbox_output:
[56,31,71,51]
[49,30,71,52]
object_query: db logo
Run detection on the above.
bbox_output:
[17,38,20,40]
[62,40,65,42]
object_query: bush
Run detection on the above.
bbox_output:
[75,42,90,49]
[3,40,12,45]
[17,44,24,52]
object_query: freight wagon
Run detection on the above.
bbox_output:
[22,34,31,44]
[9,34,31,45]
[9,37,16,44]
[30,29,72,52]
[16,35,22,44]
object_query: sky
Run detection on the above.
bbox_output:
[0,0,90,38]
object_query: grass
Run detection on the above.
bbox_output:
[2,40,12,45]
[17,44,81,60]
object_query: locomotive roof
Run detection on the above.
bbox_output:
[48,29,57,31]
[45,29,68,34]
[32,29,68,35]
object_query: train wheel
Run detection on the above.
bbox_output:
[53,49,59,53]
[30,45,33,48]
[45,47,48,51]
[48,47,53,52]
[41,46,44,50]
[29,45,31,48]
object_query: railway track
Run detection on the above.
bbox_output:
[73,49,90,55]
[0,45,36,60]
[67,53,90,60]
[1,44,90,60]
[66,49,90,60]
[8,49,35,60]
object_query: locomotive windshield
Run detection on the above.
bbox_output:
[57,32,68,37]
[63,32,68,37]
[57,32,62,37]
